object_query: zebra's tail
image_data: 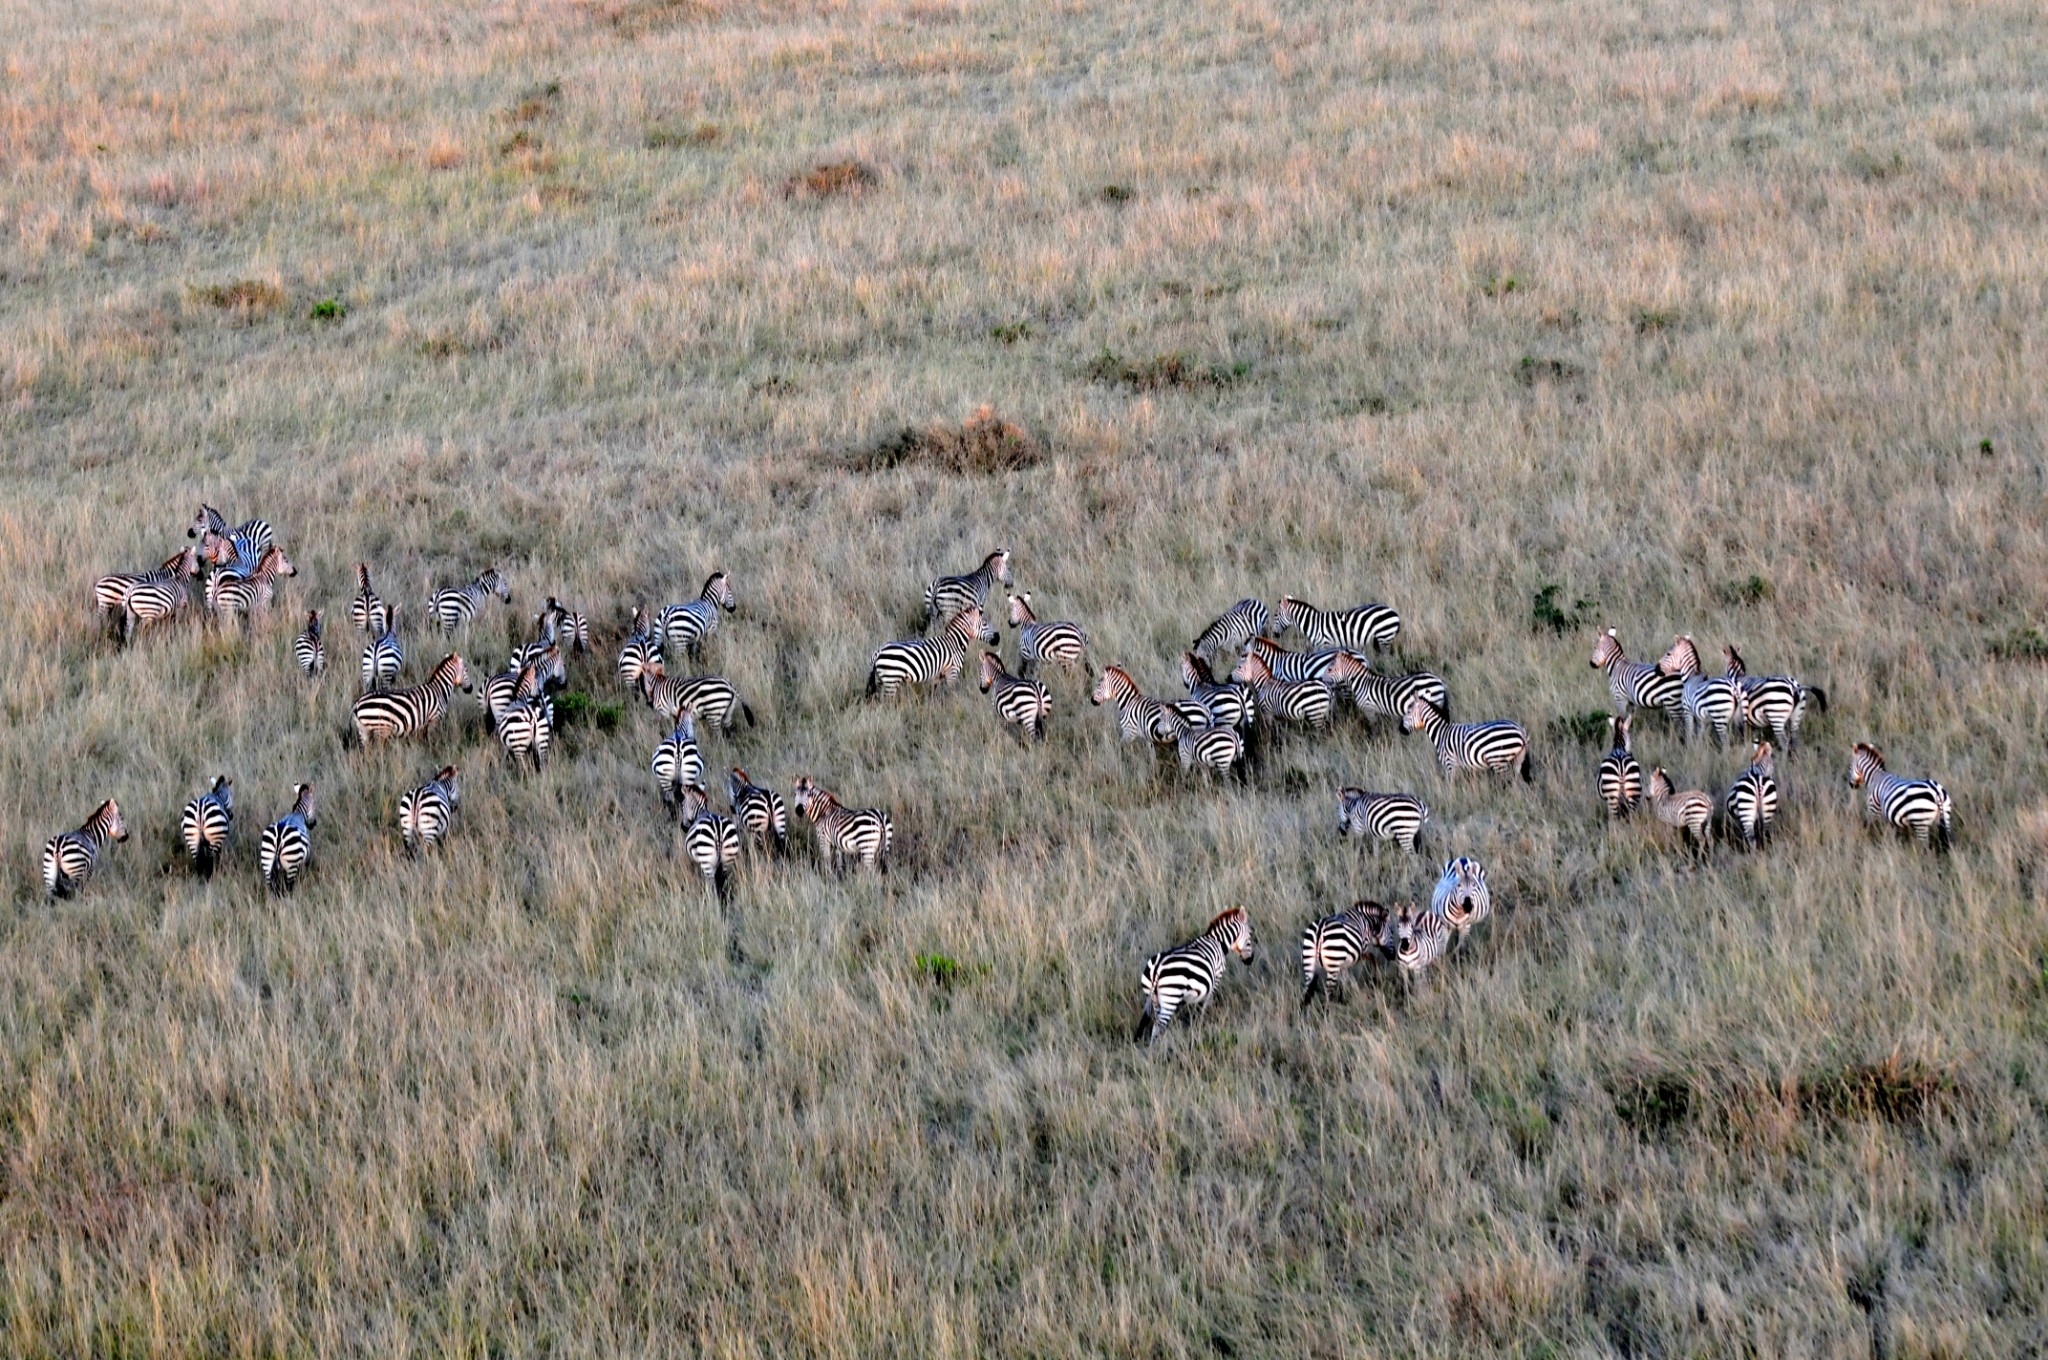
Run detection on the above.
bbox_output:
[1301,968,1323,1010]
[1804,684,1829,715]
[740,701,757,728]
[1519,749,1534,783]
[865,667,881,700]
[1133,1003,1157,1046]
[193,845,217,880]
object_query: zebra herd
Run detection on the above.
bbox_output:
[49,520,1960,1055]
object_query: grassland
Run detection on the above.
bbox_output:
[3,0,2048,1352]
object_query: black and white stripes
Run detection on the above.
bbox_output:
[352,653,473,745]
[979,650,1052,742]
[791,776,892,874]
[1276,595,1401,653]
[1135,907,1255,1046]
[259,783,317,894]
[1337,788,1429,853]
[42,799,128,898]
[399,766,462,854]
[1849,742,1952,849]
[867,605,991,698]
[1402,697,1531,780]
[180,776,234,877]
[925,549,1012,625]
[430,568,510,633]
[294,611,327,678]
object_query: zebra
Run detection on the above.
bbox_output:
[1723,645,1826,750]
[1232,649,1337,734]
[1135,907,1256,1046]
[1152,702,1247,780]
[187,504,275,567]
[925,548,1012,625]
[1275,595,1402,653]
[259,783,317,894]
[1655,635,1740,746]
[533,597,590,654]
[93,547,199,624]
[1382,903,1450,984]
[867,605,991,699]
[429,568,510,633]
[979,651,1052,742]
[676,786,744,898]
[1848,742,1952,850]
[1346,667,1451,726]
[180,776,234,877]
[658,573,738,660]
[1402,697,1531,780]
[349,562,390,635]
[1725,741,1780,850]
[791,776,892,874]
[1240,635,1359,684]
[42,799,128,898]
[1646,768,1714,849]
[352,653,472,745]
[399,766,462,854]
[1178,652,1255,731]
[1431,857,1492,944]
[1337,788,1429,854]
[1590,628,1684,720]
[1598,714,1643,817]
[205,545,297,627]
[294,610,326,677]
[1006,593,1088,678]
[1091,665,1174,745]
[1300,900,1391,1007]
[728,766,789,856]
[639,662,756,732]
[497,694,554,772]
[482,645,563,730]
[652,713,704,808]
[119,576,192,647]
[1191,599,1273,662]
[360,605,405,693]
[618,604,662,690]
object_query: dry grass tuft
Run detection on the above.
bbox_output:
[1794,1055,1961,1127]
[852,405,1041,475]
[785,159,877,199]
[1087,348,1248,392]
[188,280,285,317]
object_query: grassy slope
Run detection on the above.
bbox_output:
[3,0,2047,1353]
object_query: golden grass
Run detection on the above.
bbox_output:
[3,0,2048,1352]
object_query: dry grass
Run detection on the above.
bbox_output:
[3,0,2047,1353]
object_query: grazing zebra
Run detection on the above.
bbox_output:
[41,799,128,898]
[1276,595,1402,653]
[205,545,297,627]
[1091,665,1174,745]
[1598,714,1643,817]
[925,548,1012,624]
[180,776,234,877]
[1430,857,1492,943]
[1383,904,1450,983]
[1848,743,1952,850]
[430,568,510,633]
[1655,636,1740,746]
[1340,664,1450,726]
[1232,650,1337,733]
[119,576,191,646]
[187,504,274,566]
[1300,900,1390,1007]
[791,776,893,874]
[1723,646,1826,750]
[618,604,662,690]
[482,645,563,730]
[1337,788,1429,854]
[652,714,704,808]
[294,610,326,677]
[1152,703,1247,780]
[1590,628,1684,720]
[1240,635,1358,684]
[1726,741,1780,850]
[728,766,789,856]
[1006,593,1088,678]
[352,652,472,745]
[1178,652,1255,731]
[94,547,199,623]
[1191,599,1273,662]
[533,596,590,654]
[676,786,744,898]
[867,605,991,699]
[639,662,756,732]
[658,573,738,659]
[979,651,1052,742]
[1134,906,1256,1047]
[497,694,554,771]
[349,562,390,634]
[399,766,462,854]
[1402,697,1532,780]
[361,605,405,693]
[259,783,317,894]
[1646,768,1714,849]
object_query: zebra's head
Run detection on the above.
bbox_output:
[356,562,374,593]
[1325,650,1370,685]
[94,799,129,842]
[435,653,474,693]
[1006,593,1033,627]
[1336,787,1363,834]
[1090,666,1134,707]
[1609,712,1631,751]
[988,548,1013,585]
[210,775,234,811]
[1275,596,1307,636]
[1722,643,1747,677]
[480,568,510,601]
[437,766,462,806]
[1229,648,1273,685]
[978,650,1004,692]
[263,546,297,579]
[188,504,224,540]
[171,547,202,579]
[290,783,317,826]
[305,609,321,638]
[704,572,737,613]
[1647,767,1673,800]
[199,532,238,568]
[1400,695,1442,733]
[1750,740,1775,775]
[728,767,751,801]
[1657,634,1702,678]
[1210,906,1255,963]
[1591,628,1624,670]
[1848,742,1884,787]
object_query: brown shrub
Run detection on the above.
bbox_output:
[851,405,1041,474]
[786,160,877,199]
[1086,348,1248,392]
[190,280,285,316]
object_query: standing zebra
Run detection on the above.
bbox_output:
[349,562,390,634]
[352,653,472,745]
[1430,858,1492,944]
[180,776,234,877]
[1343,666,1451,727]
[399,766,463,854]
[481,645,562,730]
[94,547,199,625]
[360,604,405,693]
[652,713,704,808]
[1402,697,1531,780]
[791,776,893,874]
[1191,598,1273,663]
[677,786,744,898]
[1152,703,1247,780]
[42,799,128,898]
[618,604,661,690]
[1240,635,1358,684]
[1091,665,1174,745]
[658,573,738,660]
[1232,650,1337,734]
[1300,900,1390,1007]
[1337,788,1430,854]
[497,694,554,772]
[1598,714,1643,817]
[1590,628,1684,720]
[639,662,756,732]
[979,651,1052,742]
[1646,768,1714,850]
[205,545,297,628]
[1006,593,1088,678]
[925,548,1012,625]
[867,605,991,699]
[534,597,591,654]
[119,575,192,647]
[1178,652,1255,731]
[1725,741,1780,851]
[1723,646,1826,750]
[429,567,510,633]
[1383,904,1450,985]
[1134,906,1256,1047]
[294,610,327,677]
[728,767,789,856]
[188,504,275,567]
[1848,743,1953,850]
[1655,636,1740,747]
[1276,595,1402,653]
[259,783,317,894]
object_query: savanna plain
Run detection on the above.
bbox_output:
[3,0,2047,1353]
